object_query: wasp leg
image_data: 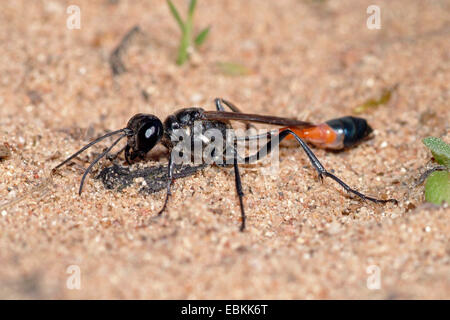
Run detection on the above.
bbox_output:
[241,129,397,204]
[106,145,127,162]
[157,152,175,215]
[215,98,256,131]
[231,143,246,231]
[124,145,131,165]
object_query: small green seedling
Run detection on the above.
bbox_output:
[353,84,398,114]
[216,62,252,76]
[423,137,450,168]
[167,0,210,65]
[422,137,450,205]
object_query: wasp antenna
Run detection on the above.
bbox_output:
[53,128,128,171]
[78,133,128,195]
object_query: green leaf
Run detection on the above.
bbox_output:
[423,137,450,168]
[188,0,197,18]
[425,171,450,205]
[353,85,397,114]
[167,0,208,65]
[194,26,210,46]
[176,32,190,65]
[167,0,185,32]
[216,62,252,76]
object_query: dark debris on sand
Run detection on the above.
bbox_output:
[97,163,208,194]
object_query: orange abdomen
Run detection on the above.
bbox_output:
[279,123,343,149]
[279,116,373,150]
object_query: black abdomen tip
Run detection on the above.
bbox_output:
[326,116,373,148]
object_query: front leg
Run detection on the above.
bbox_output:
[124,145,131,165]
[233,147,246,231]
[106,145,127,162]
[157,152,175,215]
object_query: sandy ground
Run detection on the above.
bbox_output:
[0,0,449,299]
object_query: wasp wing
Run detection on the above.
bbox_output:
[202,111,315,128]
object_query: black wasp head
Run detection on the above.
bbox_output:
[126,113,164,154]
[52,113,164,196]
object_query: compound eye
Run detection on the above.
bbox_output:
[137,118,163,153]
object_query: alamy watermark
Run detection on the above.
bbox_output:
[66,5,81,30]
[168,122,280,175]
[367,5,381,29]
[66,265,81,290]
[366,265,381,290]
